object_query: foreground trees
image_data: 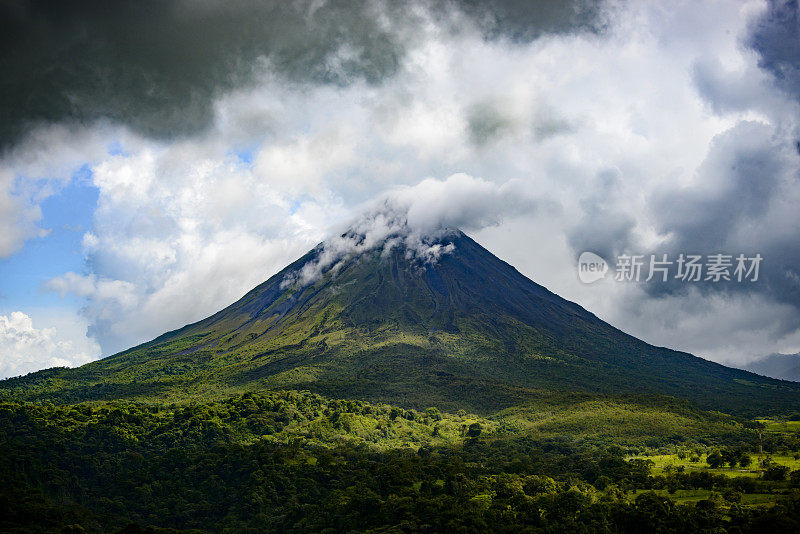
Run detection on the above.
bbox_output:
[1,393,799,533]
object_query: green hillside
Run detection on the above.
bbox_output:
[3,230,799,417]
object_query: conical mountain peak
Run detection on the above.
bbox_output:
[281,202,462,289]
[7,219,800,416]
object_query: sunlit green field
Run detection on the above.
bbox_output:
[628,453,800,478]
[631,489,778,507]
[760,419,800,433]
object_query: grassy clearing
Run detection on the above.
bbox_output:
[760,419,800,432]
[631,454,757,477]
[496,396,751,446]
[630,489,778,507]
[631,489,715,503]
[629,452,800,478]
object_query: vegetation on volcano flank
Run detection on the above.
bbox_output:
[4,230,800,417]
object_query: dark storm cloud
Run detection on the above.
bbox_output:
[0,0,600,150]
[0,0,408,147]
[466,101,518,146]
[560,3,800,321]
[466,100,576,147]
[449,0,604,41]
[691,58,764,114]
[749,0,800,102]
[643,122,800,313]
[634,1,800,311]
[568,168,635,262]
[654,123,783,252]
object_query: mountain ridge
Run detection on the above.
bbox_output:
[2,228,799,416]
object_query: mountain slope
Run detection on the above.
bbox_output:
[3,229,800,416]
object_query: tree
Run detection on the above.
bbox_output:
[720,448,737,468]
[467,423,482,438]
[722,489,742,503]
[706,450,724,469]
[738,454,752,469]
[763,464,790,481]
[594,475,612,490]
[425,407,442,421]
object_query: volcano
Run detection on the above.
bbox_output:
[4,227,800,415]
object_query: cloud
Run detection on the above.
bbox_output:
[47,272,139,317]
[0,123,118,259]
[609,287,800,366]
[282,173,536,287]
[0,0,600,149]
[648,121,800,305]
[0,167,43,257]
[749,0,800,103]
[0,0,404,147]
[0,311,100,379]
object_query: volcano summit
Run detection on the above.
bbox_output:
[5,220,800,416]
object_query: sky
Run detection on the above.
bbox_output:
[1,0,799,378]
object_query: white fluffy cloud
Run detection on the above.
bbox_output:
[43,139,347,354]
[0,0,797,368]
[282,173,536,288]
[0,168,41,258]
[0,124,120,258]
[0,311,100,379]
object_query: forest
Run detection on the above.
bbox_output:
[2,390,800,533]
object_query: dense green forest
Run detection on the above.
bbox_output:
[3,390,800,533]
